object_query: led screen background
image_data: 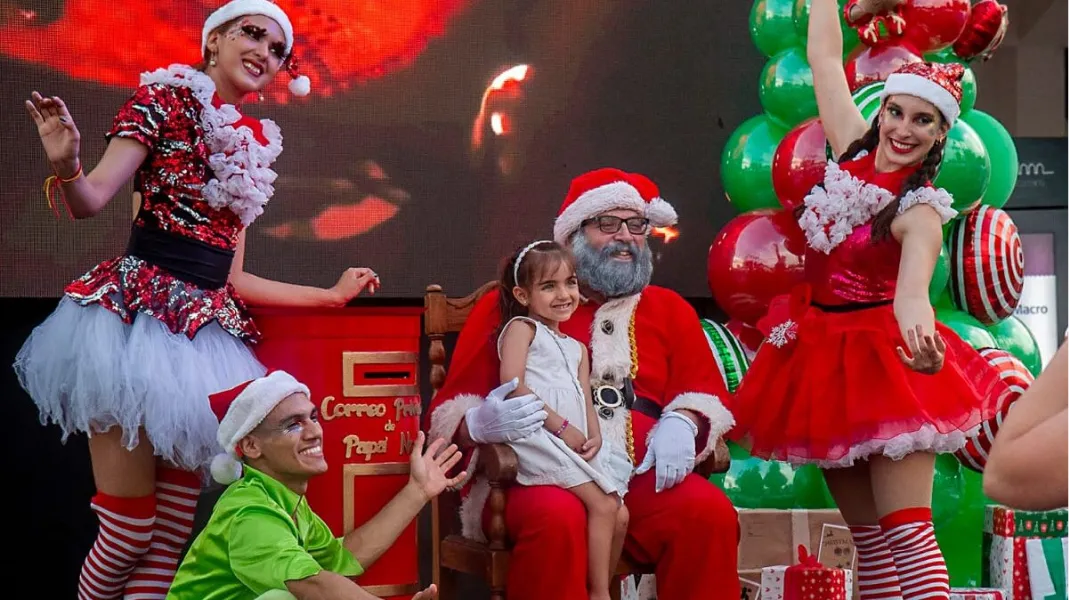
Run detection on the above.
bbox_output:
[0,0,763,298]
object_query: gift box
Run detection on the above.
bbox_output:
[739,509,858,597]
[950,589,1007,600]
[738,509,853,569]
[982,505,1068,600]
[761,546,853,600]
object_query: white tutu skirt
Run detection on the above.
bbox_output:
[14,297,266,471]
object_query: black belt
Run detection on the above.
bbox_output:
[593,378,663,420]
[632,396,663,420]
[813,300,893,313]
[126,224,235,290]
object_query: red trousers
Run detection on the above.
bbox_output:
[484,471,741,600]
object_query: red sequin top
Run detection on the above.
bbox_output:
[797,151,957,306]
[64,65,284,342]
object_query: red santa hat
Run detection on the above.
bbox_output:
[880,61,965,125]
[201,0,311,96]
[553,168,678,245]
[207,370,311,484]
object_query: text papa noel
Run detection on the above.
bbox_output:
[319,396,422,461]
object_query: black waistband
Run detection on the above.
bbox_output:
[812,300,893,313]
[126,224,235,290]
[632,396,663,420]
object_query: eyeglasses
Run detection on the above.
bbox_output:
[581,215,650,235]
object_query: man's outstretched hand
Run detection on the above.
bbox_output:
[409,431,466,500]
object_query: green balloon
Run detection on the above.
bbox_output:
[721,116,786,213]
[934,120,991,212]
[760,47,818,129]
[709,442,837,509]
[962,110,1018,210]
[937,306,997,349]
[987,315,1043,376]
[793,0,861,57]
[932,454,964,530]
[934,289,956,311]
[854,81,885,124]
[935,466,992,586]
[929,244,950,304]
[751,0,801,58]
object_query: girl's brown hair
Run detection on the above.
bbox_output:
[497,241,576,333]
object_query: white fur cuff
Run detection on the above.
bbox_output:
[661,392,735,463]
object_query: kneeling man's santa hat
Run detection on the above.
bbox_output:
[208,370,310,485]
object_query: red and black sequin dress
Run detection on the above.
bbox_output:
[15,64,282,471]
[730,151,1009,468]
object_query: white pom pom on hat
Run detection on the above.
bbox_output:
[207,370,311,484]
[289,75,311,97]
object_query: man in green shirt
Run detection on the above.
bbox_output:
[168,370,465,600]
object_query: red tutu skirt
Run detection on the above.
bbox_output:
[730,293,1008,468]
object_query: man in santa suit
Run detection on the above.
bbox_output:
[427,167,740,600]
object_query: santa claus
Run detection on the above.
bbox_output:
[427,168,740,599]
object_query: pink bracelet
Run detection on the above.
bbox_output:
[553,419,569,438]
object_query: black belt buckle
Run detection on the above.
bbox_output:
[593,378,635,419]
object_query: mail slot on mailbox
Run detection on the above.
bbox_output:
[251,307,423,600]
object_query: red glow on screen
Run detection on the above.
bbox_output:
[0,0,472,102]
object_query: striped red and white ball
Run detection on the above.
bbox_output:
[954,348,1034,473]
[948,206,1024,326]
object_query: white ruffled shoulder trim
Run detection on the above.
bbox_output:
[898,186,957,223]
[797,157,895,254]
[140,64,283,227]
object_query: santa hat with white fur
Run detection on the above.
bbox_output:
[553,168,677,245]
[880,61,965,125]
[208,370,311,484]
[201,0,311,96]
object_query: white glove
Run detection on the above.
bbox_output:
[635,411,698,493]
[464,378,547,444]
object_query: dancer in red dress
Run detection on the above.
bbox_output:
[15,2,380,598]
[427,168,739,600]
[731,2,1008,600]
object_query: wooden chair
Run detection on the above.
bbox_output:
[424,282,731,600]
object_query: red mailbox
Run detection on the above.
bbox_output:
[251,307,423,600]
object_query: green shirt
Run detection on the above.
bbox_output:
[167,466,363,600]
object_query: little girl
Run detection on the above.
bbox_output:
[496,239,629,600]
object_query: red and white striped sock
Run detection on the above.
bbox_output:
[122,468,202,600]
[850,525,904,600]
[880,508,950,600]
[78,493,156,600]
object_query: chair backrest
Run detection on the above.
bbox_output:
[423,280,500,587]
[424,280,499,398]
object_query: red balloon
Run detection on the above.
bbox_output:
[707,209,807,326]
[725,319,764,360]
[953,0,1009,62]
[899,0,971,54]
[844,44,922,93]
[772,118,828,212]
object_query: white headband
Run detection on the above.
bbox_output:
[513,240,554,284]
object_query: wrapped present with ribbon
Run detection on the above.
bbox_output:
[762,545,853,600]
[951,589,1007,600]
[982,505,1068,600]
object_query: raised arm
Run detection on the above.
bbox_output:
[808,0,869,157]
[25,92,147,219]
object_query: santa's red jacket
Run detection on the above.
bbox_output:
[426,284,735,541]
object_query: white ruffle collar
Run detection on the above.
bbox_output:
[140,64,283,227]
[798,151,956,254]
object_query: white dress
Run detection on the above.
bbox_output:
[497,317,621,496]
